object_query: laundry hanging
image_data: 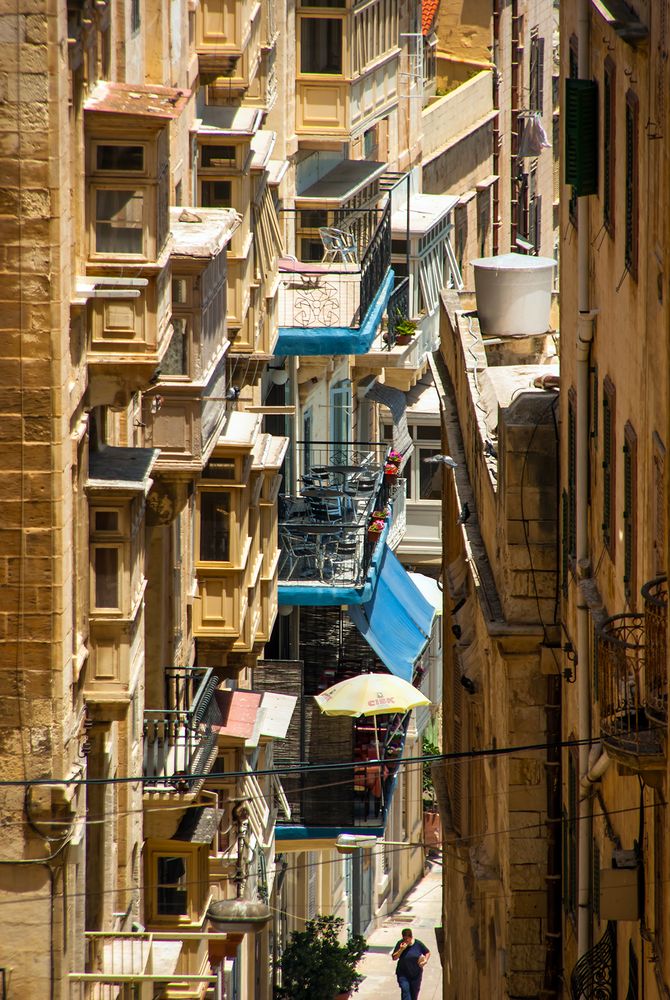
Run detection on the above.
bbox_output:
[518,112,551,157]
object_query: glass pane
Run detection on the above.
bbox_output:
[96,145,144,171]
[94,511,118,532]
[419,448,442,499]
[200,145,236,167]
[157,856,188,915]
[201,180,232,207]
[200,492,230,561]
[161,319,188,376]
[95,189,144,254]
[301,18,343,74]
[94,547,119,607]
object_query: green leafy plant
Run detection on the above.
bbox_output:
[394,317,417,338]
[275,915,367,1000]
[423,734,439,809]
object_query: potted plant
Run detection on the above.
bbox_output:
[275,914,367,1000]
[393,317,417,346]
[384,462,399,481]
[370,508,390,522]
[367,517,385,543]
[386,449,402,467]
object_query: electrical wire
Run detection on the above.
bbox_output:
[0,736,597,788]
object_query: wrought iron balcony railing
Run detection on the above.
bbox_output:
[143,667,220,791]
[384,275,411,348]
[597,614,664,761]
[570,921,617,1000]
[278,203,391,331]
[642,575,668,726]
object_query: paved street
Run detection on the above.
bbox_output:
[357,854,443,1000]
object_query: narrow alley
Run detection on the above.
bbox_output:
[356,855,443,1000]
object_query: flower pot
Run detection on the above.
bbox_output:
[384,470,398,482]
[394,333,412,346]
[367,530,382,544]
[334,993,352,1000]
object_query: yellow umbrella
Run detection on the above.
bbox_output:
[314,673,430,767]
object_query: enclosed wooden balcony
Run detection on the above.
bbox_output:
[642,575,668,726]
[597,613,665,772]
[195,0,261,89]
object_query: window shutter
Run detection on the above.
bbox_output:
[623,441,632,591]
[450,657,463,834]
[602,382,615,551]
[625,92,639,276]
[565,79,599,196]
[561,490,569,598]
[593,840,601,921]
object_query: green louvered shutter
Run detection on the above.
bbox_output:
[565,79,599,195]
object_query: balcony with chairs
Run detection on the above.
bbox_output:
[278,440,405,604]
[642,575,668,727]
[143,667,221,794]
[276,201,393,357]
[597,612,665,774]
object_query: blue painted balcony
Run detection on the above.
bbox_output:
[278,441,404,606]
[275,202,393,356]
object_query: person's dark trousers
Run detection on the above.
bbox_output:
[397,975,422,1000]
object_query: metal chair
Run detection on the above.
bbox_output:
[319,227,359,265]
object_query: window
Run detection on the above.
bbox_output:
[602,378,616,555]
[94,510,119,533]
[330,380,351,462]
[94,189,144,255]
[300,18,343,74]
[603,59,615,234]
[303,408,313,472]
[623,422,637,602]
[161,318,188,376]
[568,35,579,228]
[131,0,140,34]
[199,492,231,562]
[200,145,236,168]
[201,180,232,208]
[403,425,442,500]
[625,91,639,277]
[156,855,189,916]
[529,30,545,113]
[146,841,209,925]
[96,145,144,172]
[93,546,120,609]
[477,190,491,258]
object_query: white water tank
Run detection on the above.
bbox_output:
[471,253,556,338]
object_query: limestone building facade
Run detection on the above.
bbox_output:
[559,1,670,996]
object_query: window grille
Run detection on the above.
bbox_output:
[602,379,615,554]
[625,91,639,277]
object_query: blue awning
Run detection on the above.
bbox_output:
[348,545,435,682]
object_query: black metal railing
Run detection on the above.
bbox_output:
[143,667,220,790]
[360,199,391,321]
[278,441,400,586]
[642,575,668,726]
[598,613,645,742]
[385,275,411,348]
[570,921,617,1000]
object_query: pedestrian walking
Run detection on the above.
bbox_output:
[391,927,430,1000]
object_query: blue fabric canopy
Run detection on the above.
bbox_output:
[348,545,435,682]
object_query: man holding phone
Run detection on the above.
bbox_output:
[391,927,430,1000]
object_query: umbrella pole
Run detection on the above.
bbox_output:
[374,715,384,810]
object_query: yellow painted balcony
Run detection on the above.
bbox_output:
[196,0,261,88]
[642,575,668,727]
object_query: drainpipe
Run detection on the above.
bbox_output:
[580,744,611,796]
[575,0,595,962]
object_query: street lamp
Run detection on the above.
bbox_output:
[335,833,426,854]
